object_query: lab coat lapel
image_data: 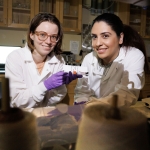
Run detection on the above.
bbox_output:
[23,47,57,85]
[91,47,126,91]
[23,48,40,85]
[38,61,51,82]
[102,62,119,82]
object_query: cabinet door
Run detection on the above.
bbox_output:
[34,0,59,19]
[59,0,82,34]
[7,0,34,28]
[145,9,150,38]
[129,5,143,35]
[0,0,7,27]
[117,2,130,25]
[129,5,150,38]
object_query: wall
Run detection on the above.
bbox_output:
[63,34,81,54]
[0,29,27,47]
[0,29,81,55]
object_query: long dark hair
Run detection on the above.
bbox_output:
[122,24,149,72]
[27,13,63,55]
[92,13,149,72]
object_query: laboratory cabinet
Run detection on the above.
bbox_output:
[59,0,82,34]
[0,0,34,28]
[35,0,82,34]
[145,9,150,38]
[117,2,150,38]
[34,0,60,19]
[0,0,82,33]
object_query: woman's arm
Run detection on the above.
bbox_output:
[5,51,67,108]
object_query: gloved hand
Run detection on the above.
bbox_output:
[44,71,68,90]
[64,71,82,84]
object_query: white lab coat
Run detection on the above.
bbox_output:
[5,45,67,108]
[74,46,145,106]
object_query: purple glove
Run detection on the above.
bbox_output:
[64,71,82,84]
[44,71,68,90]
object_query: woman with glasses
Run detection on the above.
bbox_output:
[74,13,149,106]
[5,13,82,108]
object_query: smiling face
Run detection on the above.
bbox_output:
[30,21,58,57]
[91,21,123,65]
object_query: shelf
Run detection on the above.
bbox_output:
[38,11,54,14]
[130,8,141,12]
[0,0,82,33]
[12,7,30,11]
[129,23,141,26]
[63,28,80,33]
[130,21,141,24]
[118,3,150,38]
[0,0,34,29]
[63,15,78,18]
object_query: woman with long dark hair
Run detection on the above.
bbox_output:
[74,13,147,106]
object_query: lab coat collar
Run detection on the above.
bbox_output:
[91,47,127,91]
[39,54,60,82]
[92,47,126,82]
[114,47,126,62]
[47,52,59,64]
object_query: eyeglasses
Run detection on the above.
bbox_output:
[34,31,59,43]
